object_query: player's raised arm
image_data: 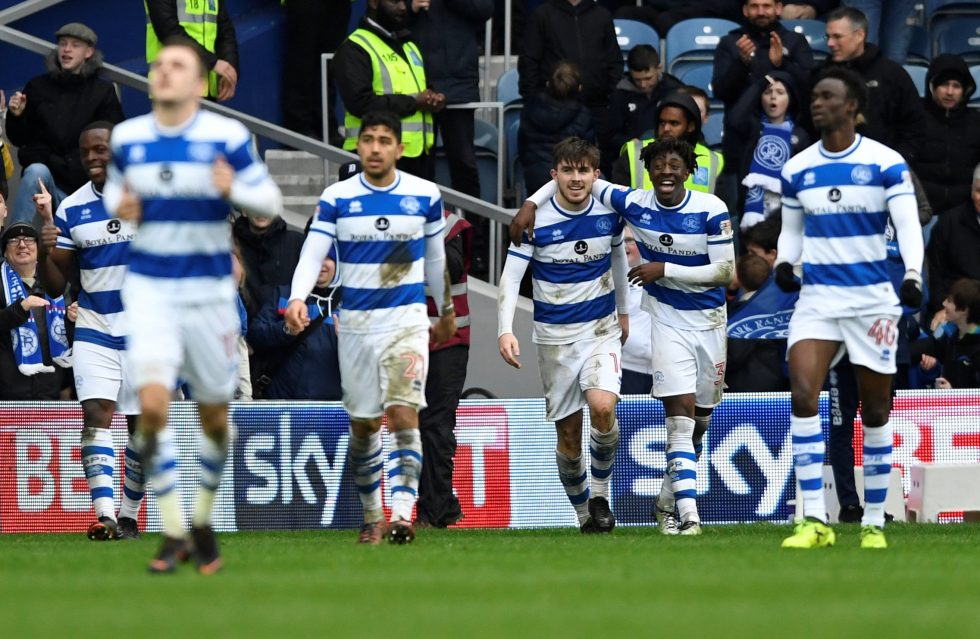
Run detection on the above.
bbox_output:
[509,180,557,246]
[497,243,532,368]
[221,128,282,219]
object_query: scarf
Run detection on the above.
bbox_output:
[2,261,72,375]
[742,116,794,226]
[277,288,337,326]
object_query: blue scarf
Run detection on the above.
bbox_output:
[742,116,794,221]
[2,261,72,375]
[277,290,337,326]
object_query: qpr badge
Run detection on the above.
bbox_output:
[399,196,421,215]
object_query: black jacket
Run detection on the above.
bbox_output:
[816,44,926,161]
[410,0,494,104]
[518,91,594,194]
[232,215,305,318]
[926,202,980,313]
[145,0,239,72]
[247,284,342,401]
[911,328,980,389]
[727,70,812,186]
[913,55,980,216]
[0,281,68,401]
[334,18,424,119]
[518,0,622,109]
[712,21,814,164]
[5,51,124,194]
[602,72,683,161]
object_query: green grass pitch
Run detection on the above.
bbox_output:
[3,524,979,638]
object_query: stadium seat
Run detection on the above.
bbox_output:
[665,18,740,76]
[614,19,660,59]
[906,25,931,68]
[434,119,500,204]
[971,65,980,107]
[496,68,521,106]
[906,463,980,522]
[903,64,928,98]
[783,19,829,61]
[677,63,715,99]
[926,0,980,32]
[703,107,724,149]
[931,18,980,62]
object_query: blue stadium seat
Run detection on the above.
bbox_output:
[496,68,521,106]
[907,25,931,67]
[614,19,660,59]
[971,65,980,107]
[678,63,716,99]
[932,18,980,62]
[435,119,500,204]
[665,18,739,76]
[904,64,928,98]
[927,0,980,31]
[783,19,829,61]
[703,107,724,149]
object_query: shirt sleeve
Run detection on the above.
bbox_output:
[593,178,633,215]
[54,204,75,251]
[424,190,446,238]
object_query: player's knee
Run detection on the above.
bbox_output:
[199,403,229,439]
[555,425,582,456]
[790,388,820,417]
[386,405,419,430]
[860,404,890,428]
[138,385,170,431]
[589,403,617,431]
[81,400,114,430]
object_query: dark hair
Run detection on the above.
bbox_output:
[677,84,709,105]
[359,111,402,141]
[949,278,980,324]
[826,6,869,35]
[159,36,208,78]
[80,120,114,139]
[743,217,781,253]
[813,66,868,116]
[627,44,660,72]
[552,136,600,171]
[548,61,582,101]
[737,253,771,293]
[640,136,698,174]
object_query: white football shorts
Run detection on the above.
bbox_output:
[788,307,900,375]
[650,321,727,408]
[72,340,139,415]
[122,280,240,404]
[338,325,430,420]
[536,332,622,422]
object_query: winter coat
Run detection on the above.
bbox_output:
[816,43,927,161]
[5,50,124,194]
[926,202,980,313]
[518,91,594,194]
[0,280,68,400]
[518,0,622,109]
[232,215,305,318]
[712,21,814,166]
[410,0,494,103]
[247,284,342,401]
[727,70,812,186]
[911,327,980,389]
[912,54,980,216]
[603,72,683,162]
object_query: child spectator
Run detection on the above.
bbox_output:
[519,61,594,194]
[913,278,980,389]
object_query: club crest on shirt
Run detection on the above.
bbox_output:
[595,216,613,234]
[128,144,146,163]
[188,142,215,163]
[850,165,873,185]
[399,196,421,215]
[682,216,700,232]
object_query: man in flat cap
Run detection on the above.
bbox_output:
[5,23,124,225]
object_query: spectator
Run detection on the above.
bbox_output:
[417,208,473,529]
[281,0,352,143]
[145,0,239,102]
[913,278,980,389]
[725,218,796,392]
[615,0,743,38]
[231,245,252,401]
[913,54,980,218]
[6,23,124,226]
[841,0,914,63]
[712,0,814,205]
[602,45,683,175]
[0,222,72,400]
[816,6,925,161]
[335,0,444,180]
[247,246,342,401]
[676,85,726,186]
[728,71,810,228]
[518,0,622,134]
[232,210,305,319]
[621,226,653,395]
[926,163,980,314]
[519,63,594,194]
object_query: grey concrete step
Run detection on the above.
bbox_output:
[282,195,320,212]
[265,150,323,176]
[273,173,326,196]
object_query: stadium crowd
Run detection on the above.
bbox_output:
[1,0,979,550]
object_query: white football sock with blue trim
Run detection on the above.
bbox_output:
[666,416,699,523]
[557,450,590,524]
[792,414,827,523]
[193,431,228,528]
[349,429,384,522]
[388,429,423,522]
[117,436,145,520]
[589,420,618,500]
[81,427,115,520]
[861,422,893,529]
